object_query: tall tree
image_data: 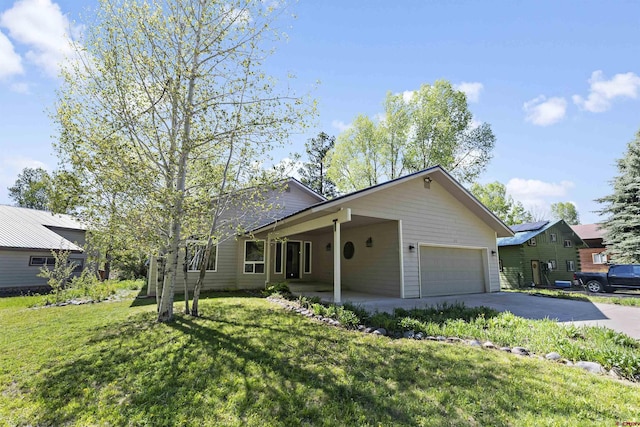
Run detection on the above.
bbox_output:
[8,167,50,210]
[550,202,580,225]
[470,181,533,225]
[404,80,495,182]
[327,80,495,193]
[55,0,310,322]
[298,132,337,198]
[327,115,384,193]
[598,129,640,263]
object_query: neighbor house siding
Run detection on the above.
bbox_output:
[499,246,524,289]
[47,227,86,247]
[343,178,499,298]
[0,249,56,290]
[578,248,609,273]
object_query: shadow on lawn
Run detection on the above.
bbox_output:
[27,299,622,426]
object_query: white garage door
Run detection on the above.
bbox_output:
[420,246,486,297]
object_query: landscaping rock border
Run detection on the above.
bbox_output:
[267,295,616,381]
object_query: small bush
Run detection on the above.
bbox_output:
[263,282,291,297]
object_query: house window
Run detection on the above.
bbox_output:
[30,256,83,272]
[29,256,55,266]
[592,252,607,264]
[566,260,575,272]
[274,242,283,274]
[528,237,537,246]
[550,233,557,242]
[244,240,265,274]
[186,241,217,272]
[303,241,312,274]
[548,260,557,270]
[563,239,573,248]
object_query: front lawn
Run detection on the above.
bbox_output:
[0,292,638,426]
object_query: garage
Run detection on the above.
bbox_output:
[420,245,487,297]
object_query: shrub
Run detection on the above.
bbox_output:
[263,282,291,297]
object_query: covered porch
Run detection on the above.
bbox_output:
[255,207,404,303]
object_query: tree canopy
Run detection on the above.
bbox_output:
[54,0,311,321]
[327,80,495,193]
[598,129,640,263]
[8,167,50,210]
[469,181,533,226]
[550,202,580,225]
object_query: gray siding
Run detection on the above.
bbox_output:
[0,249,83,290]
[47,227,86,248]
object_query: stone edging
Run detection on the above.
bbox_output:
[267,296,624,381]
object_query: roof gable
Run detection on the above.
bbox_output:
[252,166,514,237]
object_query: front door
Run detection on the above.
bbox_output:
[286,241,301,279]
[531,260,541,285]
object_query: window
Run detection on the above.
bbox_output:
[29,256,55,266]
[244,240,265,274]
[550,233,557,242]
[548,259,557,270]
[30,256,83,272]
[274,242,283,274]
[186,241,217,272]
[304,241,312,274]
[563,239,573,248]
[343,241,355,259]
[566,260,575,272]
[592,252,607,264]
[528,237,537,246]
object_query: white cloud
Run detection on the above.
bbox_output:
[506,178,575,214]
[523,95,567,126]
[455,82,483,103]
[0,30,23,79]
[331,120,351,132]
[401,90,414,103]
[0,0,80,77]
[573,70,640,113]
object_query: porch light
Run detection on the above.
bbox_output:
[326,243,331,251]
[491,250,497,256]
[366,237,373,247]
[408,244,415,251]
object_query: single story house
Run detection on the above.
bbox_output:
[498,220,585,288]
[149,166,513,302]
[0,205,87,295]
[570,223,608,272]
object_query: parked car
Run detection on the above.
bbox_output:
[574,265,640,293]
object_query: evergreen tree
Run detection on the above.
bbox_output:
[299,132,337,198]
[598,129,640,263]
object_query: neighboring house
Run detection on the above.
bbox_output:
[570,223,608,272]
[0,205,87,295]
[497,220,585,288]
[149,166,513,301]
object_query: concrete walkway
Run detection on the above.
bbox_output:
[295,289,640,339]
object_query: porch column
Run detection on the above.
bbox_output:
[333,219,341,303]
[265,234,271,287]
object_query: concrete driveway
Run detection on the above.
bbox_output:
[348,292,640,339]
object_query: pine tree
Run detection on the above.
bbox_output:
[299,132,337,198]
[598,129,640,263]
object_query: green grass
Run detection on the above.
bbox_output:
[1,292,639,426]
[507,288,640,307]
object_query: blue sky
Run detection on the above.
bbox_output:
[1,0,639,224]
